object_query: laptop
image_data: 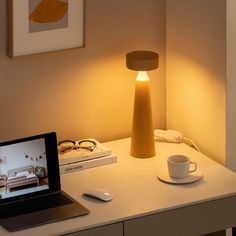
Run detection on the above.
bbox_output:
[0,132,89,232]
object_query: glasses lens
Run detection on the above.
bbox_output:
[58,140,75,154]
[79,140,97,152]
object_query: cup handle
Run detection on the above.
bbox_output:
[189,161,197,173]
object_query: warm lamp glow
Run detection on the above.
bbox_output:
[136,71,150,81]
[126,50,159,158]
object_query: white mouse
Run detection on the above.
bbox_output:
[83,189,113,202]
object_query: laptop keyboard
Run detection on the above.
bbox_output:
[0,193,73,219]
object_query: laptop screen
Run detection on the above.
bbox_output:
[0,132,60,203]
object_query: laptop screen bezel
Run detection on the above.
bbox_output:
[0,132,61,204]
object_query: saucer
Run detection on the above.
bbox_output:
[157,168,203,185]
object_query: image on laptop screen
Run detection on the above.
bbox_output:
[0,138,49,199]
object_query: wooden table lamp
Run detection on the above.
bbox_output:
[126,50,159,158]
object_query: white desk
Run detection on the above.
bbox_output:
[1,138,236,236]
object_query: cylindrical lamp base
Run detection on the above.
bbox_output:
[131,78,155,158]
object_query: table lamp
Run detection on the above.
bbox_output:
[126,50,159,158]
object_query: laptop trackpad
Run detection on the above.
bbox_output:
[1,202,89,232]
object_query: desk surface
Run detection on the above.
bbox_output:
[1,138,236,236]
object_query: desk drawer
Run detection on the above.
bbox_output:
[65,222,123,236]
[124,195,236,236]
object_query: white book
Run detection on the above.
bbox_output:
[59,154,117,175]
[59,139,112,165]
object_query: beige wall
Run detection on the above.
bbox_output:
[166,0,226,164]
[0,0,166,143]
[226,0,236,170]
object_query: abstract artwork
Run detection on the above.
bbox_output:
[8,0,84,57]
[29,0,68,33]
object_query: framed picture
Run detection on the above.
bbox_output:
[8,0,84,57]
[0,156,6,165]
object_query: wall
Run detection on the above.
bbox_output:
[226,0,236,171]
[0,0,166,143]
[166,0,226,164]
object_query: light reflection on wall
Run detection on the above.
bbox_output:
[166,54,225,165]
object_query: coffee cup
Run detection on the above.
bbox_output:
[167,155,197,179]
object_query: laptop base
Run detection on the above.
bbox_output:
[0,191,89,232]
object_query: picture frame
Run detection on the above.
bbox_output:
[7,0,84,57]
[0,156,6,165]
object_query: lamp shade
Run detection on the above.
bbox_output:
[126,51,159,71]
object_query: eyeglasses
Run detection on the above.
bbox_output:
[58,139,97,154]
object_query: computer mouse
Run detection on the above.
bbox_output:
[83,189,113,202]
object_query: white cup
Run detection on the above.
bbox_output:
[167,155,197,179]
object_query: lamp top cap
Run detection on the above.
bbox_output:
[126,50,159,71]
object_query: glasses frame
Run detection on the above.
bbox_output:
[58,139,97,154]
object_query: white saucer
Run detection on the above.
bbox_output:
[157,169,203,185]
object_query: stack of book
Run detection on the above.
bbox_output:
[59,139,117,175]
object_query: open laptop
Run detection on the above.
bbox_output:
[0,132,89,232]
